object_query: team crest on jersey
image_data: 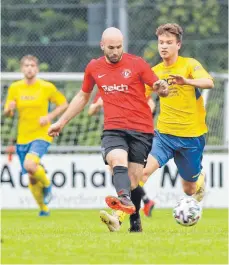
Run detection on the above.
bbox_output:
[122,69,132,78]
[194,65,202,71]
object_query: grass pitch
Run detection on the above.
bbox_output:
[1,209,228,264]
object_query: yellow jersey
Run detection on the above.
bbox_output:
[4,79,67,144]
[146,56,213,137]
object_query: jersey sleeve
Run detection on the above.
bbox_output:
[188,58,213,80]
[138,58,159,87]
[49,83,67,105]
[4,84,17,111]
[81,61,96,93]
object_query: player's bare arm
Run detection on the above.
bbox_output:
[48,90,90,136]
[88,97,103,116]
[147,97,156,113]
[153,79,169,97]
[170,75,214,89]
[4,100,16,117]
[40,102,68,126]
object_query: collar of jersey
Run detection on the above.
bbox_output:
[162,56,181,69]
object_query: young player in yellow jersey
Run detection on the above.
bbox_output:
[4,55,68,216]
[99,23,214,232]
[144,23,214,202]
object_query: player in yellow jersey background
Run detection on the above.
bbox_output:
[4,55,68,216]
[100,23,214,232]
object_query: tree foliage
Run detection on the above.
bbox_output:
[2,0,227,72]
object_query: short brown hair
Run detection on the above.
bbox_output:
[20,55,39,66]
[156,23,183,42]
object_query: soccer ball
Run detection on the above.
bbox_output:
[173,197,202,227]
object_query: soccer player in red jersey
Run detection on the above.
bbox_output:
[88,90,157,217]
[48,27,168,232]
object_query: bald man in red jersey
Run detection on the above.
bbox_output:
[48,27,169,232]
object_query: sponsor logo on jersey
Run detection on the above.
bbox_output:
[101,84,128,92]
[20,95,36,100]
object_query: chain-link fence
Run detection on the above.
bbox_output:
[1,0,228,151]
[2,0,228,73]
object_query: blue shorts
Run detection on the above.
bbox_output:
[150,130,205,182]
[16,140,50,175]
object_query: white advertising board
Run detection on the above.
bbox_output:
[1,154,228,209]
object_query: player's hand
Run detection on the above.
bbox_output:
[153,80,169,97]
[39,115,51,126]
[8,101,16,116]
[169,75,188,85]
[48,121,64,137]
[97,97,103,107]
[8,101,16,110]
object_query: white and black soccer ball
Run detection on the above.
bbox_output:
[173,197,202,227]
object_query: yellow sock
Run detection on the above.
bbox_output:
[29,182,49,212]
[116,210,127,223]
[33,165,50,187]
[139,180,144,187]
[196,172,205,192]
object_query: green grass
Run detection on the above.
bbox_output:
[1,209,228,264]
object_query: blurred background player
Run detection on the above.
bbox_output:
[4,55,68,216]
[48,27,168,232]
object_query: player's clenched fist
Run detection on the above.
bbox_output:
[153,80,169,97]
[48,121,63,137]
[169,74,187,85]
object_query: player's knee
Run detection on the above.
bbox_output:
[110,159,127,168]
[106,149,128,168]
[140,175,148,184]
[183,182,196,196]
[24,159,37,175]
[130,182,138,190]
[142,156,159,181]
[141,169,151,183]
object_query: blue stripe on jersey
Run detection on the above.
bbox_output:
[195,88,201,99]
[48,102,51,113]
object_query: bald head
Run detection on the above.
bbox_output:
[100,27,124,64]
[101,27,123,42]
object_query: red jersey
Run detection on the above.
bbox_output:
[93,90,101,103]
[82,53,158,133]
